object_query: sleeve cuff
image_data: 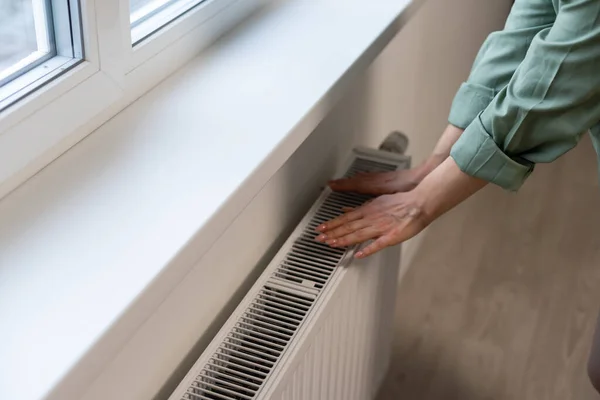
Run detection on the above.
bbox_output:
[448,82,496,129]
[450,115,534,191]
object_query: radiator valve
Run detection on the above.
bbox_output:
[379,131,409,155]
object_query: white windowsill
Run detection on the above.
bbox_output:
[0,1,421,399]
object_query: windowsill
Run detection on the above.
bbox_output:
[0,1,421,399]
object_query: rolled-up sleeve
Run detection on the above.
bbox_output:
[452,0,600,191]
[449,0,556,129]
[451,116,534,191]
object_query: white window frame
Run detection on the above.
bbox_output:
[0,0,265,200]
[0,0,86,112]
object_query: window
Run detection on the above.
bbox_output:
[0,0,263,201]
[130,0,207,45]
[0,0,83,111]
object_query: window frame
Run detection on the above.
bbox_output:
[97,0,249,77]
[0,0,266,200]
[0,0,54,87]
[130,0,211,45]
[0,0,85,111]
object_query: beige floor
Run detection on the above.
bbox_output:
[377,136,600,400]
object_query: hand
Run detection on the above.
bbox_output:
[316,157,487,258]
[315,191,431,258]
[328,125,465,196]
[328,169,422,195]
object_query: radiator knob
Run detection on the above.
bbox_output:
[379,131,409,155]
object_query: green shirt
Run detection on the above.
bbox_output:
[448,0,600,191]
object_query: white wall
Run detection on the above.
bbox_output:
[81,1,513,399]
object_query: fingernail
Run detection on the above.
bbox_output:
[355,251,364,258]
[327,239,338,246]
[315,234,327,242]
[316,224,327,232]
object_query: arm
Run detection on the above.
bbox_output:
[425,1,556,164]
[452,0,600,191]
[449,0,556,129]
[329,0,555,195]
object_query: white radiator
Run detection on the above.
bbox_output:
[168,147,410,400]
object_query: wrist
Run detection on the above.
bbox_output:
[411,177,438,225]
[404,125,466,188]
[412,155,444,183]
[413,157,487,222]
[428,124,465,167]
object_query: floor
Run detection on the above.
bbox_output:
[377,136,600,400]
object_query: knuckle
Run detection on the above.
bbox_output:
[331,228,346,238]
[365,245,378,255]
[334,217,347,226]
[349,221,362,231]
[407,205,423,219]
[378,214,396,229]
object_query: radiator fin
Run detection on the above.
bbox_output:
[176,151,409,400]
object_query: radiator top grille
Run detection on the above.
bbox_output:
[180,153,406,400]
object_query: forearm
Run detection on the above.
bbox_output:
[413,124,464,180]
[415,156,487,222]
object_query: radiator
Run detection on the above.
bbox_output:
[168,147,410,400]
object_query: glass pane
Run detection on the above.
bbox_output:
[130,0,179,26]
[130,0,205,45]
[0,0,82,111]
[0,0,53,84]
[130,0,164,19]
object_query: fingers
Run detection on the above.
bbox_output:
[326,226,381,248]
[314,191,429,259]
[356,234,395,258]
[328,177,362,192]
[315,218,372,243]
[316,208,364,232]
[355,216,423,258]
[323,212,400,249]
[328,173,393,195]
